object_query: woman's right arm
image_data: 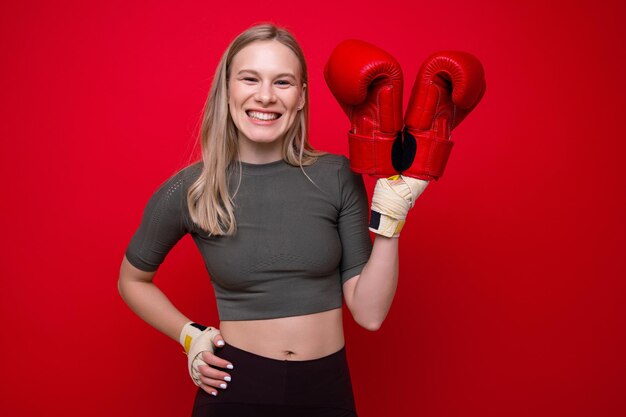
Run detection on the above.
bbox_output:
[117,255,233,396]
[117,254,191,342]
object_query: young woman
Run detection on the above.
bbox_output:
[118,23,425,417]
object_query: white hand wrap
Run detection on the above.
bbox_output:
[179,321,221,386]
[369,175,428,237]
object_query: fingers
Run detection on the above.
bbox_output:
[212,333,226,349]
[198,365,231,396]
[201,350,234,370]
[200,383,219,396]
[198,370,230,396]
[196,351,233,396]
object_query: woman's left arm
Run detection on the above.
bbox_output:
[342,173,429,330]
[343,236,398,331]
[336,155,427,331]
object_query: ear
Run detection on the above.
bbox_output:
[298,83,307,110]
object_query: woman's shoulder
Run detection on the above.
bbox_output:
[145,161,203,202]
[178,160,204,179]
[161,160,203,187]
[304,153,362,197]
[310,153,351,172]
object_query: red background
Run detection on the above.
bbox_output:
[2,0,625,416]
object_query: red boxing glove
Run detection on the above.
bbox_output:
[395,51,486,181]
[325,40,403,177]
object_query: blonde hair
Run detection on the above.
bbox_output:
[187,23,323,236]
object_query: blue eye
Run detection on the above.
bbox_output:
[276,80,291,86]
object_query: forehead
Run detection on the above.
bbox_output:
[230,40,301,77]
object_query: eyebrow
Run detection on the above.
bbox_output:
[237,69,297,80]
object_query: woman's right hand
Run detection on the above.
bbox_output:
[196,345,234,396]
[180,322,234,395]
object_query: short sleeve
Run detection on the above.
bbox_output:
[124,168,192,272]
[337,157,372,283]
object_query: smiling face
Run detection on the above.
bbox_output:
[228,40,306,163]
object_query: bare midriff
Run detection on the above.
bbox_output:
[219,307,345,361]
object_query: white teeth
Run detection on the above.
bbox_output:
[247,111,279,121]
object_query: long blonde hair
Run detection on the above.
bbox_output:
[188,23,322,236]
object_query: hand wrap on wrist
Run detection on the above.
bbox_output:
[369,175,428,238]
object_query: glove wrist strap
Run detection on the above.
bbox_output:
[348,131,397,176]
[402,129,454,181]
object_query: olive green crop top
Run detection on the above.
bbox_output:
[125,154,372,320]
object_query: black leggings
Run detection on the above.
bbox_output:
[191,342,358,417]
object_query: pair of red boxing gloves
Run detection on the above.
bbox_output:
[325,40,486,238]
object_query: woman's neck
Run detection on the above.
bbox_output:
[236,133,284,164]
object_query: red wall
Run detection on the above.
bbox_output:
[2,0,625,416]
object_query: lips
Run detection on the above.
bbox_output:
[246,110,282,121]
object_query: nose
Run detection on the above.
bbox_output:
[254,82,276,105]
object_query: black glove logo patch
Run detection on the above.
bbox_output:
[391,128,417,174]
